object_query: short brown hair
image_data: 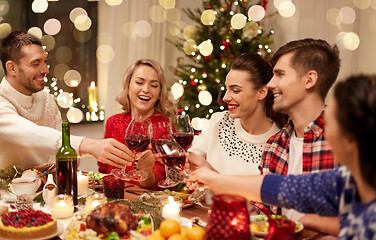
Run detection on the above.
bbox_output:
[0,31,42,75]
[116,59,177,118]
[271,38,340,100]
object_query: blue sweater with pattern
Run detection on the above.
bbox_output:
[261,166,376,239]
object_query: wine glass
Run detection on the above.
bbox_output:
[153,138,189,181]
[152,135,181,188]
[112,117,152,181]
[170,114,194,151]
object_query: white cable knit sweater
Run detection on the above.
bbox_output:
[0,78,83,169]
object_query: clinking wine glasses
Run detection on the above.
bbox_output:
[112,117,152,181]
[153,136,188,185]
[170,114,194,151]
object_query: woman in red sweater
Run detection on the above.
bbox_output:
[98,59,176,189]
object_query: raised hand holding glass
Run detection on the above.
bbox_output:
[112,117,152,181]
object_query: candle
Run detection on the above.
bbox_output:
[85,193,107,212]
[162,196,182,222]
[88,81,98,109]
[51,195,74,219]
[77,171,89,196]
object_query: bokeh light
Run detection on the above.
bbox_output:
[248,5,265,22]
[159,0,175,9]
[336,32,347,49]
[166,8,181,23]
[278,1,296,18]
[149,5,166,23]
[198,90,212,106]
[198,40,213,56]
[191,117,200,131]
[339,7,356,24]
[134,20,152,38]
[171,83,184,99]
[44,18,61,35]
[67,107,84,123]
[169,23,181,36]
[57,92,73,108]
[353,0,370,9]
[32,0,48,13]
[53,63,69,80]
[64,70,81,87]
[201,10,216,25]
[231,13,247,29]
[122,22,136,39]
[55,46,72,63]
[343,32,360,50]
[41,35,55,51]
[73,29,92,43]
[183,39,197,55]
[326,8,339,26]
[27,27,43,39]
[243,22,259,38]
[105,0,123,6]
[273,0,291,9]
[0,23,11,39]
[0,1,10,16]
[74,15,92,31]
[183,25,196,40]
[96,44,115,63]
[69,7,87,23]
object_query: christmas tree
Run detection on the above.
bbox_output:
[171,0,274,130]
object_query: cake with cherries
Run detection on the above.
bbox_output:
[0,208,57,239]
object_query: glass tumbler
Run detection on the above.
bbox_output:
[206,194,250,240]
[102,175,124,199]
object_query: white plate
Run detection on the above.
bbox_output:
[1,190,43,202]
[0,222,63,240]
[250,215,304,237]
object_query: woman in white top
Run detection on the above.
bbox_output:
[188,53,288,175]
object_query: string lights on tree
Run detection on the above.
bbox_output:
[171,0,274,131]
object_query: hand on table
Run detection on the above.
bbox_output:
[80,138,134,169]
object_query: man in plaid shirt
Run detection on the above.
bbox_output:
[259,39,341,236]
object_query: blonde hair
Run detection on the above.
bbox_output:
[116,59,177,118]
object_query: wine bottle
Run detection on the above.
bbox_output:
[56,122,78,206]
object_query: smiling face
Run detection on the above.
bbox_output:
[128,65,161,118]
[12,44,49,96]
[223,69,265,120]
[267,52,306,115]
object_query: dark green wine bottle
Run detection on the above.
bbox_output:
[56,122,78,206]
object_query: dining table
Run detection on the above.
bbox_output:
[0,184,330,240]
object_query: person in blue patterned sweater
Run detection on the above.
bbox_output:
[188,74,376,239]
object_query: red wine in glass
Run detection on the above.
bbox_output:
[151,139,171,154]
[171,133,194,151]
[161,153,186,171]
[125,135,151,152]
[112,118,152,181]
[152,136,184,188]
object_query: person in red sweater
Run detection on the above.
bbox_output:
[98,59,176,189]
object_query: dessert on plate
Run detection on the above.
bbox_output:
[0,208,57,239]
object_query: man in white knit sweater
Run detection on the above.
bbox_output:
[0,31,134,170]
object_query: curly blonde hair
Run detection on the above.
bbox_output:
[116,59,177,118]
